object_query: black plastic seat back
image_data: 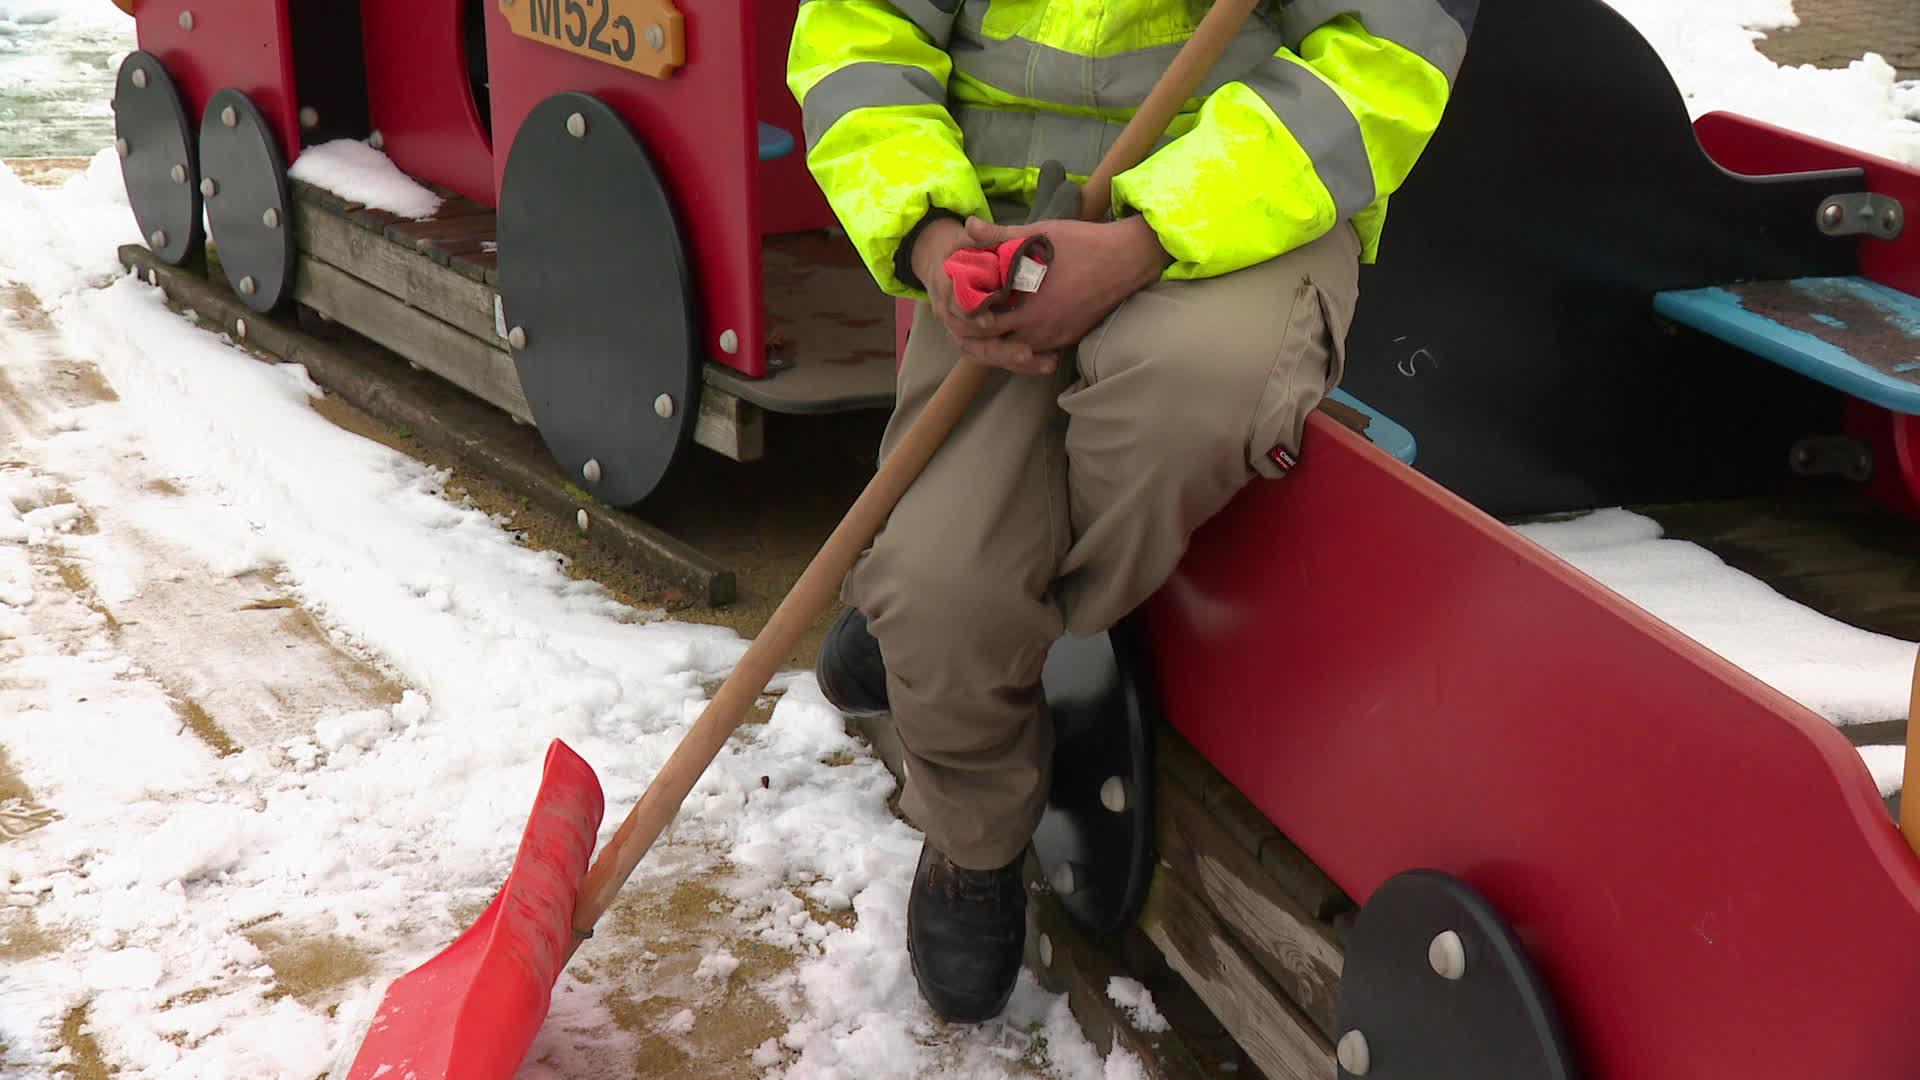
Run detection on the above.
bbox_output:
[1341,0,1865,517]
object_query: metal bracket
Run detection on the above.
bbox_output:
[1817,192,1904,240]
[1789,435,1872,483]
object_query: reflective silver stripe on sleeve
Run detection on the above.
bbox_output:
[1277,0,1470,83]
[884,0,961,47]
[1240,57,1377,217]
[802,62,947,148]
[799,0,961,47]
[948,16,1289,110]
[952,106,1173,177]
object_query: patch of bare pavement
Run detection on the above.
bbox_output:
[0,262,839,1075]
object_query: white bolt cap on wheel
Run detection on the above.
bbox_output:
[115,137,130,158]
[653,394,675,420]
[200,177,219,198]
[582,459,603,485]
[1050,862,1079,896]
[1037,933,1054,968]
[170,163,186,184]
[508,326,527,350]
[1099,776,1129,813]
[1337,1030,1371,1076]
[1429,929,1467,981]
[566,112,587,139]
[131,68,148,90]
[237,276,257,297]
[576,509,590,531]
[149,229,167,249]
[221,105,238,128]
[262,207,280,229]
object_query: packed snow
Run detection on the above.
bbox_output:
[1604,0,1920,166]
[0,155,1142,1077]
[287,140,446,221]
[1517,509,1916,729]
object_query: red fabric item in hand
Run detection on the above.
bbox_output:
[943,235,1054,314]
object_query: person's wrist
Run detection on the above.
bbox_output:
[1120,215,1174,287]
[912,218,968,287]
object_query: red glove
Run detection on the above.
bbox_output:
[943,235,1054,315]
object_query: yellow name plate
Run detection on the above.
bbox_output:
[500,0,684,81]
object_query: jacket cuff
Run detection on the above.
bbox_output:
[892,207,967,292]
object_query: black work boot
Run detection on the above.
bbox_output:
[815,607,890,717]
[907,841,1027,1023]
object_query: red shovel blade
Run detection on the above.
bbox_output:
[346,739,605,1080]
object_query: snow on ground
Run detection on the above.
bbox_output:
[0,2,130,158]
[0,160,1140,1077]
[1604,0,1920,166]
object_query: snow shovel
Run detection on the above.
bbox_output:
[342,3,1263,1075]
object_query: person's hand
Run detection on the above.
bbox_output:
[961,215,1174,352]
[911,217,1060,375]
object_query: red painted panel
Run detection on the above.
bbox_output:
[753,1,835,237]
[486,1,765,377]
[1147,413,1920,1078]
[1848,399,1920,518]
[135,1,299,160]
[361,0,497,205]
[1694,111,1920,295]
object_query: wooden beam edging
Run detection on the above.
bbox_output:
[117,244,735,606]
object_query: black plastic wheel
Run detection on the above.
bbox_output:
[1334,870,1577,1079]
[114,51,203,267]
[498,93,699,507]
[199,89,295,314]
[1035,622,1158,939]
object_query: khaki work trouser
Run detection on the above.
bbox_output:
[843,223,1362,869]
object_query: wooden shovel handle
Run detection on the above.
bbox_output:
[568,0,1268,947]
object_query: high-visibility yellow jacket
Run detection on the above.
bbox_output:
[789,0,1474,297]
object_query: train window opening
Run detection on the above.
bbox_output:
[289,0,372,147]
[466,0,493,141]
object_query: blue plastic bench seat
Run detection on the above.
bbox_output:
[758,123,796,162]
[1328,387,1418,465]
[1653,276,1920,416]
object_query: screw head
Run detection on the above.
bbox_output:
[1037,933,1054,968]
[576,509,590,531]
[221,105,238,128]
[719,329,739,355]
[654,393,675,419]
[149,229,168,249]
[1429,929,1467,980]
[1821,201,1844,227]
[298,106,319,129]
[130,67,148,90]
[170,163,186,184]
[1050,862,1079,896]
[582,459,603,484]
[262,207,280,229]
[237,276,257,296]
[234,317,248,339]
[199,177,218,198]
[646,23,665,51]
[368,129,385,151]
[566,112,587,139]
[1336,1030,1371,1076]
[146,268,158,286]
[508,325,527,350]
[115,137,130,159]
[1886,208,1902,233]
[1099,775,1129,813]
[178,10,194,30]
